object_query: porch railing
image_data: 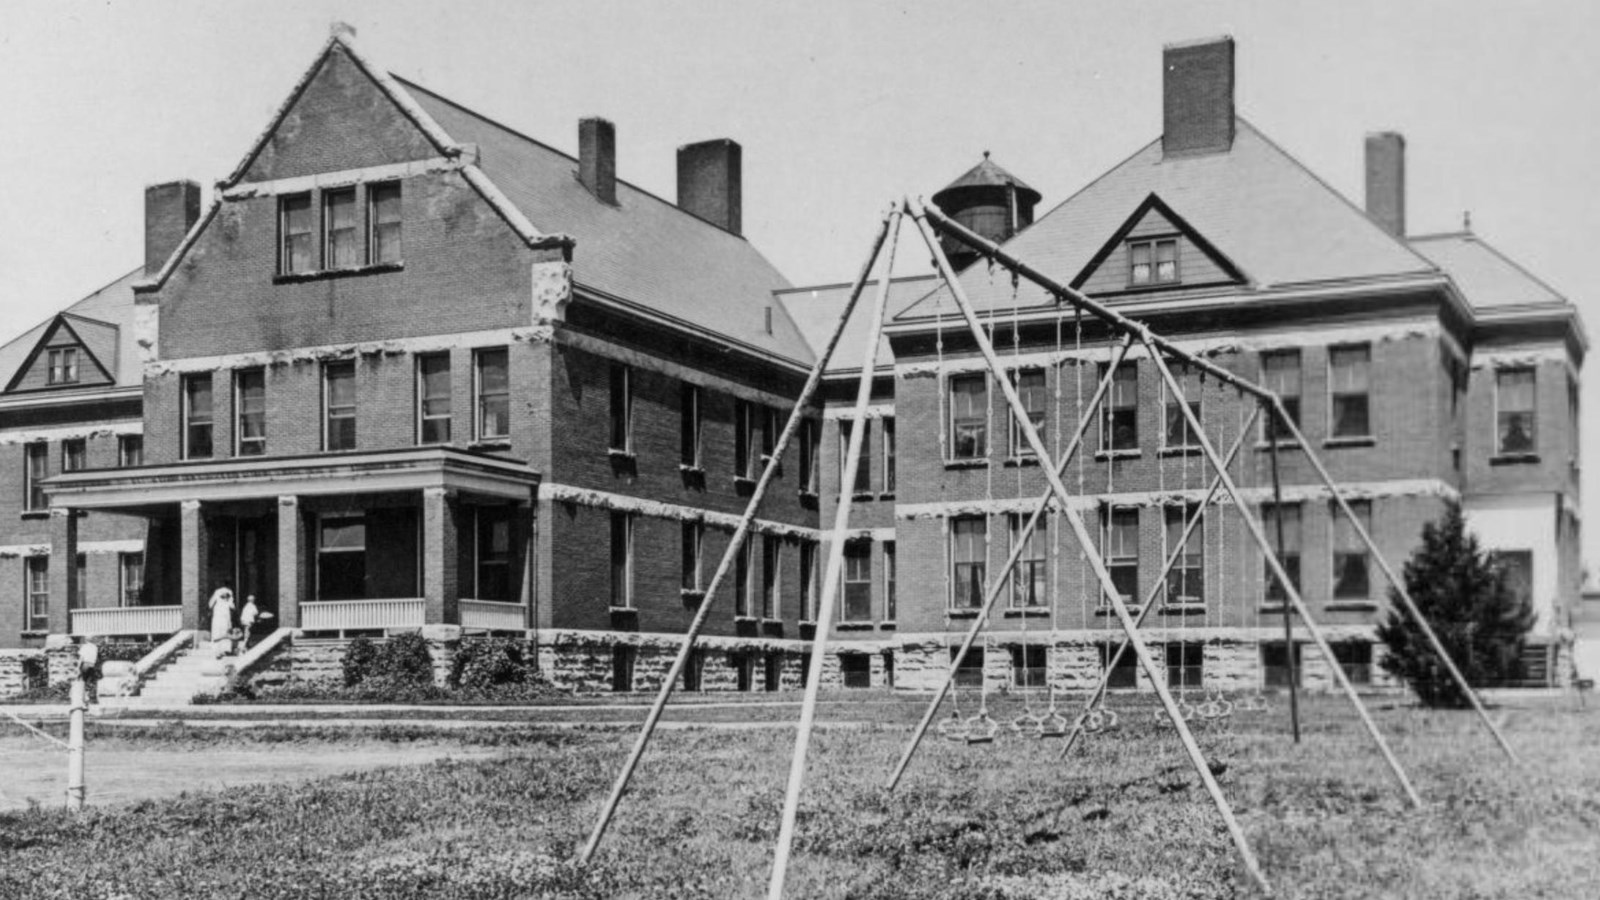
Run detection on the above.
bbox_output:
[460,599,527,632]
[301,598,425,632]
[70,605,183,637]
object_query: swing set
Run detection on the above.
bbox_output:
[576,199,1521,898]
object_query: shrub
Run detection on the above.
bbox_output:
[449,637,533,689]
[342,637,379,686]
[342,633,436,687]
[96,640,162,665]
[1376,502,1535,707]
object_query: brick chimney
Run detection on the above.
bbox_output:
[677,139,742,235]
[1163,36,1236,157]
[1365,132,1406,238]
[579,117,617,205]
[144,180,202,277]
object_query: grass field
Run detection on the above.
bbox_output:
[3,694,1598,899]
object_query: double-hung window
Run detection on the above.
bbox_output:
[474,349,509,441]
[762,407,783,476]
[882,417,896,493]
[24,443,47,511]
[73,553,85,611]
[369,182,403,264]
[1495,368,1536,455]
[1328,345,1372,438]
[475,507,513,601]
[120,551,144,607]
[62,439,85,473]
[1011,645,1047,689]
[279,193,314,275]
[182,373,214,460]
[118,435,142,467]
[25,557,49,631]
[1103,506,1139,605]
[1332,500,1372,600]
[883,541,896,621]
[609,364,633,454]
[1008,370,1046,457]
[681,522,702,592]
[800,541,819,621]
[1162,363,1202,450]
[1166,643,1203,688]
[323,361,356,451]
[762,536,781,619]
[1102,363,1138,452]
[734,401,757,479]
[842,541,872,622]
[47,347,78,385]
[798,419,819,494]
[236,369,266,456]
[734,539,753,617]
[417,354,451,444]
[323,188,359,269]
[948,374,988,460]
[316,515,365,600]
[1129,238,1178,286]
[839,419,871,494]
[680,384,702,469]
[950,516,987,609]
[1009,514,1047,608]
[1260,350,1301,440]
[1261,503,1302,603]
[1164,505,1204,606]
[609,512,633,609]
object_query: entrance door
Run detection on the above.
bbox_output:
[234,517,278,635]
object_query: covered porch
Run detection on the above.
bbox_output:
[43,447,540,639]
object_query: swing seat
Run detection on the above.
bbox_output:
[1077,709,1105,734]
[1009,712,1045,737]
[937,711,969,743]
[1038,712,1070,738]
[965,713,1000,745]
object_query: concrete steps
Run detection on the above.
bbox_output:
[102,645,235,708]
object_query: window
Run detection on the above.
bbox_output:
[764,653,782,692]
[682,648,706,692]
[1262,642,1302,688]
[948,374,987,459]
[1011,644,1047,689]
[950,516,987,609]
[1164,505,1203,606]
[1492,550,1533,611]
[369,182,403,265]
[1260,350,1301,440]
[1008,370,1047,457]
[611,646,635,692]
[47,347,78,385]
[1166,642,1203,689]
[1102,363,1138,452]
[417,354,451,444]
[882,417,896,493]
[761,536,781,619]
[323,361,356,451]
[182,373,214,459]
[118,435,142,467]
[1332,500,1372,600]
[1100,642,1138,689]
[609,512,633,609]
[474,349,510,441]
[609,364,632,454]
[680,383,702,468]
[734,652,755,692]
[25,557,48,631]
[1103,506,1139,606]
[839,420,871,494]
[841,654,872,689]
[1332,642,1373,685]
[62,438,85,473]
[734,400,756,479]
[1009,514,1047,608]
[236,369,266,456]
[316,516,366,600]
[24,443,46,511]
[120,551,144,607]
[1129,238,1178,286]
[800,541,818,621]
[883,541,897,621]
[475,507,513,601]
[73,553,85,611]
[1162,363,1202,450]
[323,188,358,269]
[842,541,872,622]
[951,645,984,688]
[681,522,702,592]
[1496,368,1536,455]
[280,193,314,275]
[735,539,752,617]
[1329,345,1371,438]
[762,406,783,476]
[799,419,819,494]
[1261,503,1302,603]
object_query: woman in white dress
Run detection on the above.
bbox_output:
[208,585,236,655]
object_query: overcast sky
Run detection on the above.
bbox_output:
[2,1,1596,567]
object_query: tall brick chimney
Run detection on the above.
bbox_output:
[1364,132,1406,238]
[677,139,742,235]
[579,117,617,205]
[1163,36,1236,158]
[144,180,202,277]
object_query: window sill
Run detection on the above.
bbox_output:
[849,491,876,502]
[1490,453,1541,466]
[607,448,636,461]
[469,440,511,452]
[733,476,757,489]
[798,619,816,628]
[879,620,897,630]
[943,458,989,470]
[19,511,49,521]
[1002,607,1050,618]
[1161,603,1207,616]
[608,606,637,615]
[878,491,896,501]
[1323,436,1376,449]
[680,589,706,603]
[837,621,875,631]
[274,261,404,284]
[678,464,705,475]
[1326,600,1379,612]
[1094,604,1143,616]
[760,617,784,625]
[797,490,819,503]
[947,608,981,618]
[1001,456,1040,468]
[1255,441,1303,452]
[1095,449,1141,461]
[733,615,759,623]
[1157,446,1204,457]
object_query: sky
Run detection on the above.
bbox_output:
[1,0,1597,565]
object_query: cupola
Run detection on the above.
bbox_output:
[930,152,1041,270]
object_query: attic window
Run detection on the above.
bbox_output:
[47,348,79,385]
[1129,238,1179,286]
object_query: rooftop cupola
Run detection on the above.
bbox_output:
[930,152,1041,270]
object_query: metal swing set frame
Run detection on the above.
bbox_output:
[576,198,1520,898]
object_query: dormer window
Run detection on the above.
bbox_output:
[47,348,79,385]
[1129,238,1178,286]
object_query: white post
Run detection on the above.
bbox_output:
[66,676,85,812]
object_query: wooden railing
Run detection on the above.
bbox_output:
[70,605,182,637]
[301,598,425,632]
[460,599,527,632]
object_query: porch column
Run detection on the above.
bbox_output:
[423,487,459,625]
[47,508,78,635]
[179,499,208,632]
[277,495,305,630]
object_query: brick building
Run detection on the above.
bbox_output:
[0,33,1585,700]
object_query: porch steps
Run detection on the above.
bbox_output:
[105,646,233,707]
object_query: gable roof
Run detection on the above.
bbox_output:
[898,118,1442,320]
[778,275,940,375]
[1408,232,1570,310]
[1068,192,1248,292]
[0,268,144,396]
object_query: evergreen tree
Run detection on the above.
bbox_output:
[1376,502,1535,707]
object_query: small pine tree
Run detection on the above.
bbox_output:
[1376,502,1535,707]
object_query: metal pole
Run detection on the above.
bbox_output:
[768,209,904,900]
[884,333,1136,792]
[66,676,85,812]
[895,199,1270,895]
[1271,398,1520,763]
[1143,338,1421,808]
[578,209,897,865]
[1268,406,1301,744]
[1058,406,1260,759]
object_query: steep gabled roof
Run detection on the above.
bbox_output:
[0,267,143,394]
[899,118,1441,320]
[1409,232,1570,310]
[1068,192,1248,292]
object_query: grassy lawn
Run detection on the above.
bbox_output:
[3,694,1598,899]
